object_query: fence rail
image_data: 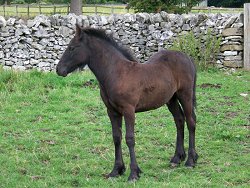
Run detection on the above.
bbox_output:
[0,4,244,19]
[192,6,243,13]
[0,4,131,18]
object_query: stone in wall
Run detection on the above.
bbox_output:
[0,16,6,28]
[220,44,243,51]
[223,61,243,68]
[222,27,243,36]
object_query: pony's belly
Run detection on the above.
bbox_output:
[135,104,164,112]
[135,95,171,112]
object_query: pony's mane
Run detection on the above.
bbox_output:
[82,28,137,62]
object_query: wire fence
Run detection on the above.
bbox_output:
[0,4,132,18]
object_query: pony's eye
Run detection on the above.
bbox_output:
[69,46,75,51]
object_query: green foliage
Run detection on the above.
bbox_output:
[85,0,127,4]
[12,0,25,4]
[38,0,70,3]
[170,30,221,71]
[84,0,106,4]
[0,67,249,187]
[128,0,162,13]
[0,0,11,4]
[128,0,203,13]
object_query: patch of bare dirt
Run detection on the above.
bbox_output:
[199,83,222,89]
[82,79,97,88]
[225,112,238,118]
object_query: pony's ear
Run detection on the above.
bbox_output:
[75,24,83,40]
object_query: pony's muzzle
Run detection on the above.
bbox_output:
[56,66,67,77]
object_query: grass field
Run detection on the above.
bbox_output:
[0,4,132,18]
[0,67,249,187]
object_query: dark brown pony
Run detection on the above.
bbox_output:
[56,24,198,181]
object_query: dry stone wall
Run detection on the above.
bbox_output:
[220,27,244,68]
[0,12,244,71]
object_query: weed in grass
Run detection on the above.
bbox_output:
[0,67,249,187]
[169,30,221,71]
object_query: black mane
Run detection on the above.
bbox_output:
[82,28,137,62]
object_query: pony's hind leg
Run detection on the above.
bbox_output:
[167,94,186,166]
[177,90,198,167]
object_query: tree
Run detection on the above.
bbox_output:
[128,0,203,14]
[70,0,82,15]
[1,0,11,5]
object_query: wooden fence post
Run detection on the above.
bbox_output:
[95,4,97,15]
[54,4,56,14]
[3,4,5,17]
[16,5,18,17]
[244,3,250,70]
[111,5,114,14]
[27,4,30,19]
[67,3,70,14]
[39,4,41,15]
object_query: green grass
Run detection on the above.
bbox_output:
[0,67,249,187]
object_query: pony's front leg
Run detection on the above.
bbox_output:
[124,107,142,181]
[106,109,126,178]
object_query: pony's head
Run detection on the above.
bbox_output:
[56,24,90,77]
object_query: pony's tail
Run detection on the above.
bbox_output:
[191,58,197,122]
[190,57,197,109]
[193,69,197,109]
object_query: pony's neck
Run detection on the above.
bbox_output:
[87,37,128,86]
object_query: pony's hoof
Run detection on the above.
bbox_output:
[128,167,142,182]
[104,173,118,179]
[128,174,140,182]
[185,156,198,167]
[185,160,196,168]
[170,153,186,167]
[105,165,126,179]
[170,162,179,168]
[185,151,198,167]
